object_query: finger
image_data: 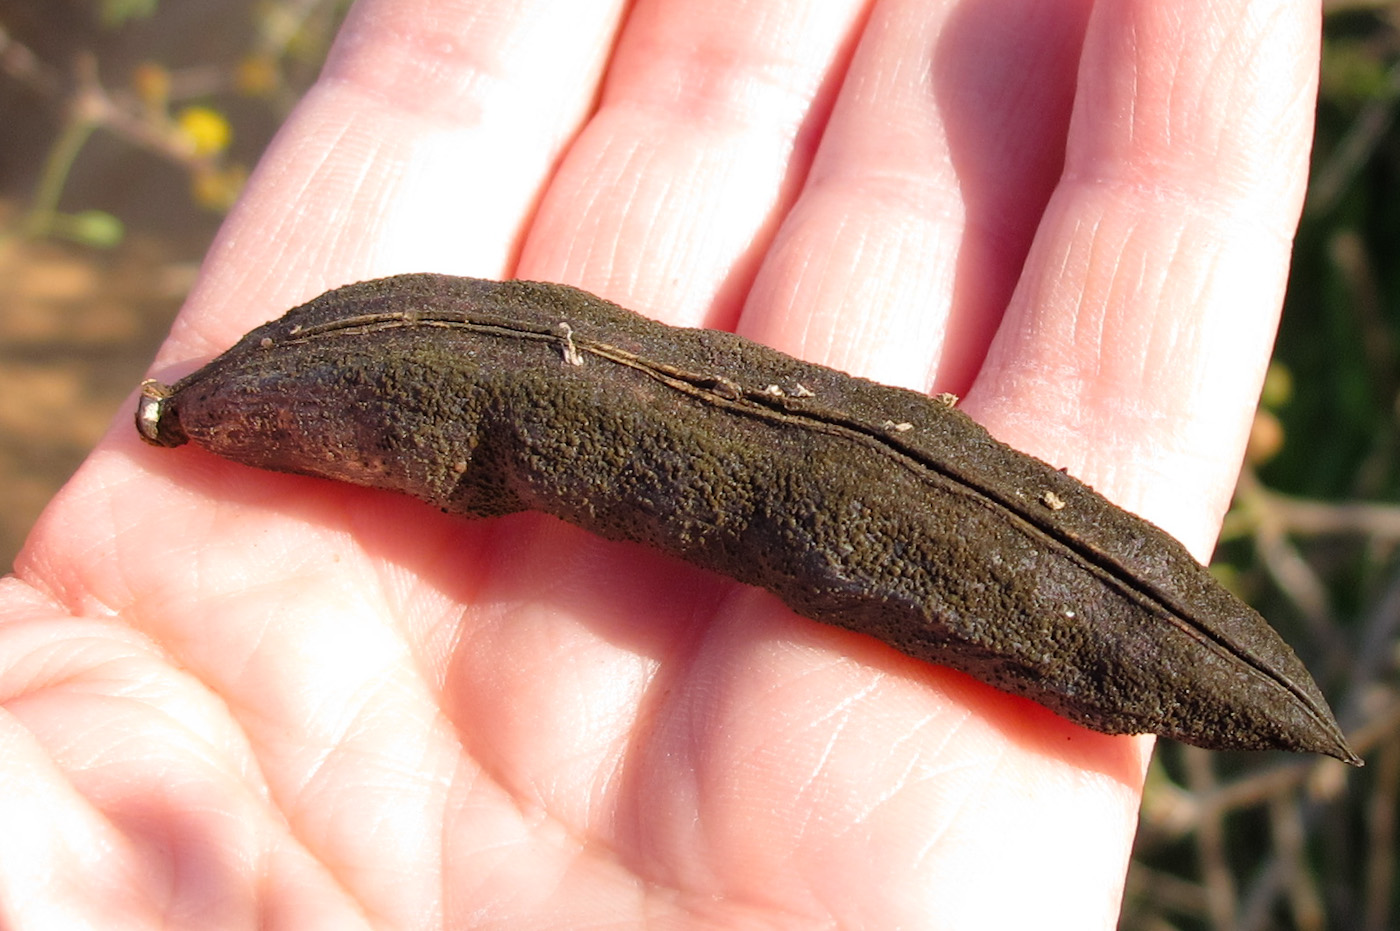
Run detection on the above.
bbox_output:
[160,0,629,361]
[518,0,869,327]
[742,0,1094,390]
[968,0,1319,556]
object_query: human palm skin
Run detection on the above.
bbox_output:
[1,1,1319,929]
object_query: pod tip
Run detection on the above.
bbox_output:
[136,379,188,448]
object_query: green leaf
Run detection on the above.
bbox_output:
[99,0,159,28]
[54,210,126,248]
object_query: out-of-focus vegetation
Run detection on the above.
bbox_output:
[0,2,1398,929]
[1123,5,1400,930]
[1,0,348,247]
[0,0,349,569]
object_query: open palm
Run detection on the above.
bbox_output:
[3,1,1317,928]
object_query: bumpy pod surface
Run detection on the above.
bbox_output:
[137,274,1359,763]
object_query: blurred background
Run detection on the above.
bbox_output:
[0,2,1397,929]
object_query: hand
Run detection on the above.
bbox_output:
[2,1,1317,927]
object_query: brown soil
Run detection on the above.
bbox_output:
[0,230,194,571]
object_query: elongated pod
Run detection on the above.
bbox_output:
[137,274,1359,763]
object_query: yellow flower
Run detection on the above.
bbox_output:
[131,61,171,109]
[236,55,280,97]
[191,164,247,211]
[176,106,232,157]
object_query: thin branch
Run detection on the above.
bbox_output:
[1308,56,1400,216]
[1363,740,1399,931]
[1186,748,1240,931]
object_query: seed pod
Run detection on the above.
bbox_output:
[137,274,1359,763]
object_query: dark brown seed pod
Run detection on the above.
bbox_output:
[136,274,1360,764]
